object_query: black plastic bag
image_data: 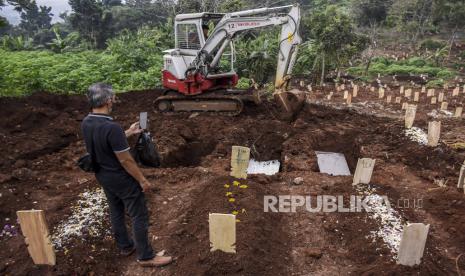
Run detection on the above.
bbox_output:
[131,132,161,167]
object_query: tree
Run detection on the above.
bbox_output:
[432,0,465,59]
[351,0,393,26]
[387,0,434,49]
[68,0,113,49]
[305,5,369,84]
[18,1,53,36]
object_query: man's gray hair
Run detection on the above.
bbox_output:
[87,83,114,108]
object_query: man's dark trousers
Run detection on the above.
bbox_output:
[96,172,154,260]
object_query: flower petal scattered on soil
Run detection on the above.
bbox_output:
[51,187,109,249]
[356,184,405,257]
[405,127,428,145]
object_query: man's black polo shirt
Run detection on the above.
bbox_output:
[81,113,130,175]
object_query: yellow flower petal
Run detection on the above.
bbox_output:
[232,210,238,215]
[236,219,241,223]
[224,184,230,188]
[228,198,236,202]
[239,185,248,189]
[225,192,232,197]
[233,181,240,186]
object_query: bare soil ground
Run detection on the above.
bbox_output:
[0,85,464,275]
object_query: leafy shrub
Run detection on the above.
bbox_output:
[426,79,444,88]
[347,56,456,79]
[419,39,447,50]
[436,69,454,79]
[405,57,428,67]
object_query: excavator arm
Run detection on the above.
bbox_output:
[190,4,302,92]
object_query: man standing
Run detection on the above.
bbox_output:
[81,83,172,267]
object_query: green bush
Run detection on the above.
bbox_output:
[436,69,455,79]
[0,24,172,96]
[405,57,428,67]
[426,79,444,88]
[419,39,447,51]
[347,56,456,80]
[0,49,163,96]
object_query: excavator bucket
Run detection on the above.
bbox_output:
[274,89,306,117]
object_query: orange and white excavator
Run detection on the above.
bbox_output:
[155,4,305,115]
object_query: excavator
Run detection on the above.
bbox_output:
[155,4,305,115]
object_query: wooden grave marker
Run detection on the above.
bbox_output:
[405,89,412,98]
[230,146,250,179]
[17,210,56,265]
[299,80,305,88]
[386,95,392,103]
[352,85,358,97]
[427,121,441,147]
[454,107,463,118]
[405,104,417,128]
[397,223,430,266]
[209,213,236,253]
[395,97,401,104]
[346,93,352,105]
[440,102,448,111]
[457,160,465,191]
[353,158,375,185]
[402,102,408,110]
[427,89,434,97]
[452,87,459,97]
[400,86,404,95]
[421,86,426,93]
[438,92,444,102]
[343,90,348,99]
[379,88,385,99]
[431,97,437,104]
[414,92,419,102]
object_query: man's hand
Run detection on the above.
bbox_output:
[125,122,143,137]
[140,178,151,192]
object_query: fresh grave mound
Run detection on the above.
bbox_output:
[165,175,291,276]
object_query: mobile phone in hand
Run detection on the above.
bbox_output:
[139,112,148,130]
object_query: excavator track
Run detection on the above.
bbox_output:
[154,91,253,116]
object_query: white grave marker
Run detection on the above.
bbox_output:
[397,223,430,266]
[431,97,437,104]
[457,160,465,190]
[454,107,463,118]
[427,121,441,147]
[440,102,448,111]
[386,95,392,103]
[405,89,412,98]
[353,158,375,185]
[438,92,444,102]
[379,88,385,98]
[414,92,419,102]
[405,105,416,128]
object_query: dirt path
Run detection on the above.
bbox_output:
[0,89,464,275]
